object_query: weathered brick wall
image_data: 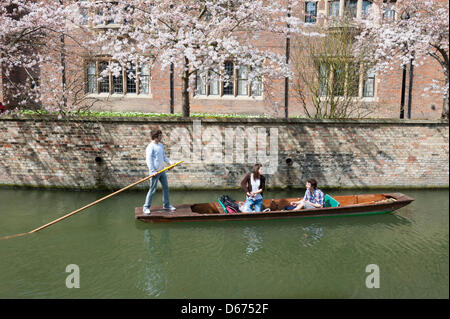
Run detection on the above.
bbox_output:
[0,116,448,190]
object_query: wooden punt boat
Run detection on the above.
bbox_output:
[135,193,414,223]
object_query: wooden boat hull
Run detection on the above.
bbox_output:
[135,193,414,223]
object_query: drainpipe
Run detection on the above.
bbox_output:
[407,56,414,119]
[284,5,291,119]
[400,65,406,119]
[59,0,66,110]
[169,62,174,114]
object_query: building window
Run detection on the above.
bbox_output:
[78,0,88,25]
[305,2,317,23]
[363,68,375,97]
[347,62,360,97]
[318,63,330,96]
[139,64,150,94]
[208,70,220,95]
[196,63,262,98]
[86,60,150,95]
[98,61,110,93]
[196,73,206,96]
[237,66,248,96]
[112,68,123,94]
[332,63,346,96]
[329,0,340,17]
[95,2,118,26]
[223,61,234,95]
[383,8,396,20]
[344,0,358,18]
[126,65,136,93]
[318,61,373,98]
[251,77,262,96]
[87,62,97,93]
[362,0,372,17]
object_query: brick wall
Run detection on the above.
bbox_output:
[0,116,448,190]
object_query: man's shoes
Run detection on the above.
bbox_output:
[164,205,176,211]
[143,208,151,215]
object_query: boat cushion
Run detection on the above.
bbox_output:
[324,194,340,208]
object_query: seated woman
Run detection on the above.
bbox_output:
[290,179,324,210]
[240,164,265,212]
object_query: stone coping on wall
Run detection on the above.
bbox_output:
[0,114,449,126]
[0,183,448,192]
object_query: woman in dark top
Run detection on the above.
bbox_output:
[240,163,265,212]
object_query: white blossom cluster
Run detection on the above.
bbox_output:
[354,0,449,101]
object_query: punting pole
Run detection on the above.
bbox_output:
[0,161,183,240]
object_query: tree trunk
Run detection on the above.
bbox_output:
[181,57,190,118]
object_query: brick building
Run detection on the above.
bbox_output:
[0,0,447,119]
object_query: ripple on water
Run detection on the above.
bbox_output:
[0,188,448,298]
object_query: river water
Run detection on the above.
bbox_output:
[0,188,447,299]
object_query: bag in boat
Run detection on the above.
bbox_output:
[226,206,239,214]
[219,195,241,214]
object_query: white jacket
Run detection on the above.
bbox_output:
[145,142,171,173]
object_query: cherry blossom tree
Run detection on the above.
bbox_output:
[1,0,62,109]
[354,0,449,119]
[88,0,318,117]
[1,0,95,114]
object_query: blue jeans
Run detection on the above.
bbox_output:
[241,196,263,213]
[143,171,170,209]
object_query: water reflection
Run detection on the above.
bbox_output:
[138,228,170,297]
[243,227,263,256]
[301,224,324,247]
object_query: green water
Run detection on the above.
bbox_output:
[0,188,448,299]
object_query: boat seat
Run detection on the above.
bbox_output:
[324,194,340,208]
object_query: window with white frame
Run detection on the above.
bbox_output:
[383,8,395,20]
[223,61,234,96]
[79,0,88,25]
[305,1,317,23]
[126,65,137,93]
[363,67,375,97]
[86,60,150,95]
[112,68,123,94]
[327,0,375,19]
[139,65,150,94]
[344,0,358,18]
[362,0,372,17]
[318,61,375,99]
[87,62,97,93]
[237,66,248,96]
[383,0,396,21]
[329,0,340,16]
[195,62,262,98]
[98,61,110,93]
[208,70,220,95]
[318,63,330,96]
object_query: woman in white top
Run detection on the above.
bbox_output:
[240,164,266,212]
